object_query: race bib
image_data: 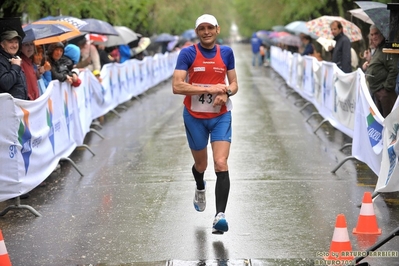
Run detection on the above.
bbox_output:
[190,83,221,113]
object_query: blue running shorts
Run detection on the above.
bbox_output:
[183,106,232,151]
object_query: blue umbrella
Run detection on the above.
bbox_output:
[154,33,175,43]
[182,29,196,40]
[22,23,73,43]
[39,16,88,30]
[82,18,119,35]
[284,21,318,39]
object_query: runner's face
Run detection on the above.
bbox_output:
[196,23,219,48]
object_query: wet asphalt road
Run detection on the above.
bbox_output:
[1,43,399,266]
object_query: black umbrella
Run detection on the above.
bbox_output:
[82,18,119,35]
[0,17,25,40]
[22,23,73,43]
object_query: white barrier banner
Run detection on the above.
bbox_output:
[270,47,399,192]
[332,67,357,135]
[352,72,383,175]
[0,52,178,202]
[289,53,298,90]
[0,82,78,201]
[302,56,315,98]
[320,62,335,114]
[376,105,399,192]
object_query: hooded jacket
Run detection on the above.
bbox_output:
[0,47,28,100]
[60,44,81,75]
[64,44,80,65]
[47,42,69,82]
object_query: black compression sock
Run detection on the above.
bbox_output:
[215,171,230,214]
[192,165,205,190]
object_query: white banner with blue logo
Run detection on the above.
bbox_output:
[375,104,399,192]
[352,72,384,175]
[270,46,399,192]
[0,52,178,202]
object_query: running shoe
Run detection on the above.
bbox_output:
[193,181,206,212]
[212,212,229,234]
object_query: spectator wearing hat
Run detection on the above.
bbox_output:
[20,41,40,100]
[47,42,74,85]
[0,30,28,100]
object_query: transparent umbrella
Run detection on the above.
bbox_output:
[104,26,139,47]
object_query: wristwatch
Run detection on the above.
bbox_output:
[226,89,233,98]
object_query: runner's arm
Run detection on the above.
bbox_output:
[172,69,227,95]
[226,69,238,96]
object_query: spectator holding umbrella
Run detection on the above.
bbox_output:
[365,25,398,118]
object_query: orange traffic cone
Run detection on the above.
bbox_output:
[324,214,354,262]
[0,230,12,266]
[353,191,382,235]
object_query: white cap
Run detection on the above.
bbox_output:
[195,14,218,29]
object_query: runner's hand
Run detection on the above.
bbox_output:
[208,83,227,95]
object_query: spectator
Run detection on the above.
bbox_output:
[361,34,376,72]
[76,36,101,73]
[109,47,120,63]
[259,43,266,65]
[47,42,73,85]
[300,34,314,56]
[366,25,398,118]
[32,45,52,94]
[119,44,131,63]
[328,21,352,73]
[250,32,263,66]
[20,41,40,100]
[0,30,28,100]
[96,43,115,68]
[62,44,82,87]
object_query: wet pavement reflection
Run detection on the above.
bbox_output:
[0,43,398,266]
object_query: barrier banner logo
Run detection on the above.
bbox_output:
[366,107,383,154]
[18,108,32,174]
[47,98,55,154]
[376,106,399,192]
